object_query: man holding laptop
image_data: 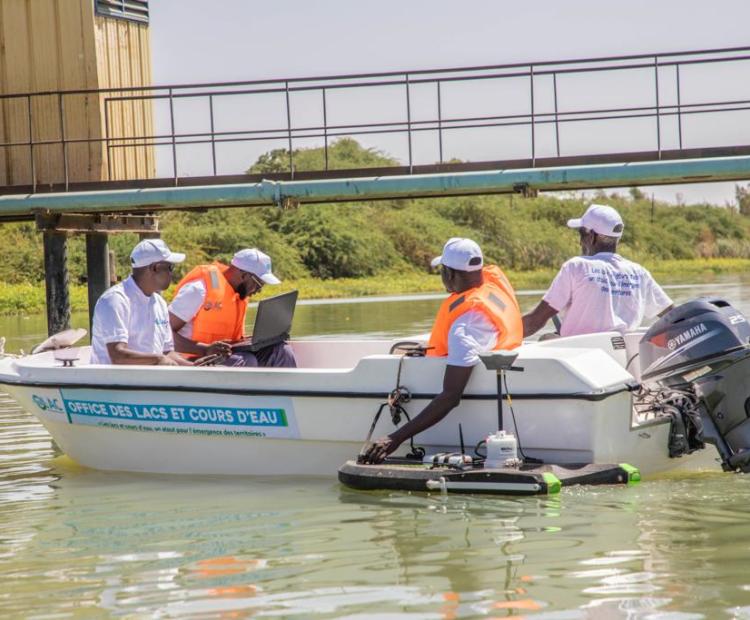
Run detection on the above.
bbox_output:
[168,248,297,368]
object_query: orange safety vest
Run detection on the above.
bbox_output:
[172,262,247,345]
[427,265,523,357]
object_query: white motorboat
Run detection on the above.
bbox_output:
[2,297,748,478]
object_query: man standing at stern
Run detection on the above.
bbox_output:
[363,237,523,463]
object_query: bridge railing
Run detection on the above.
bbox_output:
[2,45,750,191]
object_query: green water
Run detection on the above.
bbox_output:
[2,278,750,618]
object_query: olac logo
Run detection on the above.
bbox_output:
[32,395,65,413]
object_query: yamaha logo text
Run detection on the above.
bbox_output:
[667,322,708,350]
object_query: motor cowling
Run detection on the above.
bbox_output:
[639,297,750,383]
[637,297,750,472]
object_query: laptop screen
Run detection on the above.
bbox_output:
[249,290,298,347]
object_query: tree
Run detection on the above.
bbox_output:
[629,186,645,201]
[736,184,750,216]
[246,138,398,174]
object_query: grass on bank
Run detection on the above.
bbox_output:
[2,257,749,317]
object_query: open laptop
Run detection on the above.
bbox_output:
[234,290,298,353]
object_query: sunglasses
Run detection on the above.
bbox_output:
[152,262,175,273]
[248,273,265,288]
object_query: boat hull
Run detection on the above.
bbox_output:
[1,381,720,477]
[0,336,723,476]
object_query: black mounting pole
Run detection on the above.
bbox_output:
[496,369,505,431]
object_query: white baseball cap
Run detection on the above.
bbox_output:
[567,204,624,238]
[231,248,281,285]
[430,237,484,272]
[130,239,186,268]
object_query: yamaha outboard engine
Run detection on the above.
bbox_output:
[638,297,750,471]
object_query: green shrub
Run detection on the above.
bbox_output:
[4,141,750,287]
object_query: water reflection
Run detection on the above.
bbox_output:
[2,410,750,617]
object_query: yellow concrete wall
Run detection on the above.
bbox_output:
[0,0,153,186]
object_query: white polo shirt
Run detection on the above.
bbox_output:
[168,280,208,339]
[543,253,672,337]
[90,276,174,364]
[445,310,499,367]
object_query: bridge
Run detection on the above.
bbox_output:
[1,45,750,211]
[2,45,750,333]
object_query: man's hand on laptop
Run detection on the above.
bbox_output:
[206,341,232,357]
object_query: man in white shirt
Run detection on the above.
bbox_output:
[90,239,193,366]
[523,204,673,338]
[363,238,523,463]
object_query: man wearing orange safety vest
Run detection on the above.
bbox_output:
[363,237,522,463]
[168,248,296,367]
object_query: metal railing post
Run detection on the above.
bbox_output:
[530,65,536,166]
[676,63,683,151]
[437,80,444,164]
[27,95,36,191]
[322,87,329,171]
[654,56,662,159]
[285,81,293,178]
[209,94,217,176]
[553,72,561,158]
[58,93,69,190]
[104,99,112,181]
[169,87,178,184]
[406,73,413,173]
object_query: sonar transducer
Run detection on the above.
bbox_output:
[339,349,641,496]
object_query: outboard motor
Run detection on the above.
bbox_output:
[638,297,750,471]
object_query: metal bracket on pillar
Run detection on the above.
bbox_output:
[34,212,159,234]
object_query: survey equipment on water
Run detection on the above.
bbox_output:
[342,343,639,496]
[339,460,640,495]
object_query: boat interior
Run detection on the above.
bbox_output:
[14,330,647,377]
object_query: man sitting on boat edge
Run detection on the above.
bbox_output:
[363,237,523,464]
[90,239,193,366]
[522,203,673,339]
[168,248,297,368]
